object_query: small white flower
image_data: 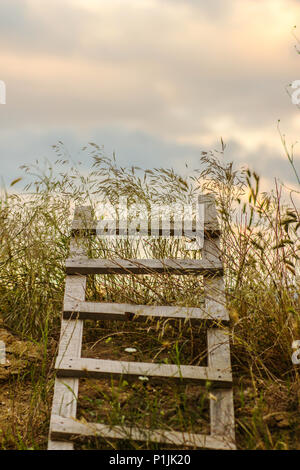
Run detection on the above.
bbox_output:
[125,347,137,353]
[138,376,149,382]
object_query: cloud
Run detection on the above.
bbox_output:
[0,126,298,195]
[163,0,233,19]
[0,0,299,195]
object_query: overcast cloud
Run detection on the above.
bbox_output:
[0,0,299,195]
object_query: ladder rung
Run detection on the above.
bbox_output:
[63,301,229,322]
[65,258,223,275]
[48,201,236,451]
[55,357,232,387]
[71,223,221,238]
[50,415,236,450]
[71,197,221,238]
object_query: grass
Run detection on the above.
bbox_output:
[0,144,299,449]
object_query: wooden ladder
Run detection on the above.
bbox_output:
[48,195,236,450]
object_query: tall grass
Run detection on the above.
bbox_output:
[0,144,299,449]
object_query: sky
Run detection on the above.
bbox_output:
[0,0,300,196]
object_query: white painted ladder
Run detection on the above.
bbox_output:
[48,195,236,450]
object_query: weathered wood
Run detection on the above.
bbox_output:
[48,234,89,450]
[50,415,235,450]
[201,198,235,449]
[198,194,220,234]
[202,238,221,265]
[55,357,232,387]
[48,277,85,450]
[72,223,220,236]
[204,277,227,319]
[66,257,223,275]
[202,237,228,319]
[72,195,220,235]
[207,328,235,448]
[63,300,228,322]
[71,197,220,239]
[48,201,236,451]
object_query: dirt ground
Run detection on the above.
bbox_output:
[0,319,51,449]
[2,316,300,450]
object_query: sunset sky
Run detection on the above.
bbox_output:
[0,0,300,194]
